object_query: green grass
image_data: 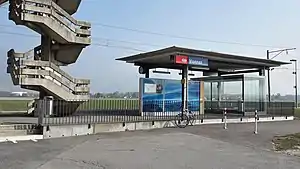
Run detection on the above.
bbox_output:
[77,99,139,110]
[273,133,300,151]
[294,108,300,118]
[0,100,30,111]
[0,99,139,112]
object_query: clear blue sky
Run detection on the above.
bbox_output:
[0,0,299,94]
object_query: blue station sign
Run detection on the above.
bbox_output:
[188,56,208,66]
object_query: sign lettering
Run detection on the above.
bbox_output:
[188,56,208,66]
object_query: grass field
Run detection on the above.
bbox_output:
[0,100,30,112]
[273,133,300,151]
[1,98,300,114]
[0,99,139,112]
[77,99,139,110]
[294,108,300,118]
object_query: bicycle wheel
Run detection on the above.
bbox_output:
[189,114,196,126]
[175,113,189,128]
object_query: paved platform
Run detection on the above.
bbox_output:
[1,120,300,168]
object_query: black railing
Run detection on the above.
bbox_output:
[37,99,295,125]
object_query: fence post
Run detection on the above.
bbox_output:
[254,110,258,134]
[224,108,227,130]
[37,99,44,125]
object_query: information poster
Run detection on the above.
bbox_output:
[139,78,200,115]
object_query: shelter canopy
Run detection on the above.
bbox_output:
[116,46,288,73]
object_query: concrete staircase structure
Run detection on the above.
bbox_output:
[3,0,91,105]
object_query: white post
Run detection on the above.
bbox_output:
[254,110,258,134]
[224,108,227,130]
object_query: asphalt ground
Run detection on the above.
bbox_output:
[1,120,300,169]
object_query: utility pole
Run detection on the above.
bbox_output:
[267,50,270,103]
[266,48,296,104]
[290,59,298,108]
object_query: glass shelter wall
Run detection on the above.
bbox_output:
[203,77,243,113]
[202,75,266,114]
[243,75,266,112]
[244,75,266,102]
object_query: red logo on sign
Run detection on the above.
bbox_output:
[175,55,188,64]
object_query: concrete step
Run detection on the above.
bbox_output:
[0,124,42,137]
[0,129,27,137]
[0,125,16,130]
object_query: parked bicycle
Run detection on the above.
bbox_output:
[174,106,196,128]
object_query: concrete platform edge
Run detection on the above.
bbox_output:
[0,135,43,143]
[42,116,295,139]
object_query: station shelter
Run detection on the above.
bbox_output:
[116,46,288,116]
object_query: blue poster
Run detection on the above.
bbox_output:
[140,78,200,115]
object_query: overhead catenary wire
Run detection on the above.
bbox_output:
[0,29,297,59]
[0,30,298,68]
[0,1,295,49]
[92,22,288,49]
[0,18,288,49]
[0,30,147,52]
[0,23,290,51]
[92,42,146,52]
[0,24,164,47]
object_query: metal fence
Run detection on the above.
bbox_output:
[204,101,295,116]
[37,99,295,125]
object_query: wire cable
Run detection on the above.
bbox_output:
[93,22,288,49]
[0,30,147,52]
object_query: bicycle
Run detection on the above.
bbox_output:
[174,107,196,128]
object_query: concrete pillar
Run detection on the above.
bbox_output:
[41,35,63,66]
[41,35,52,62]
[181,66,189,110]
[39,90,47,99]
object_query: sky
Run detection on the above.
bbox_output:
[0,0,299,94]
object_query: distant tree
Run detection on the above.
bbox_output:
[94,93,103,98]
[274,93,281,100]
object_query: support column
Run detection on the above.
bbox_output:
[145,68,150,78]
[210,82,213,110]
[200,81,205,115]
[41,35,62,66]
[181,66,189,111]
[217,73,223,110]
[40,36,54,100]
[259,69,266,112]
[217,80,223,110]
[241,77,245,113]
[41,35,52,62]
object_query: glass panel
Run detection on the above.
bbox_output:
[204,82,211,101]
[244,75,266,112]
[222,80,242,101]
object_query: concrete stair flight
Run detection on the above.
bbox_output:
[7,48,90,101]
[0,0,8,6]
[5,0,91,107]
[8,0,91,64]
